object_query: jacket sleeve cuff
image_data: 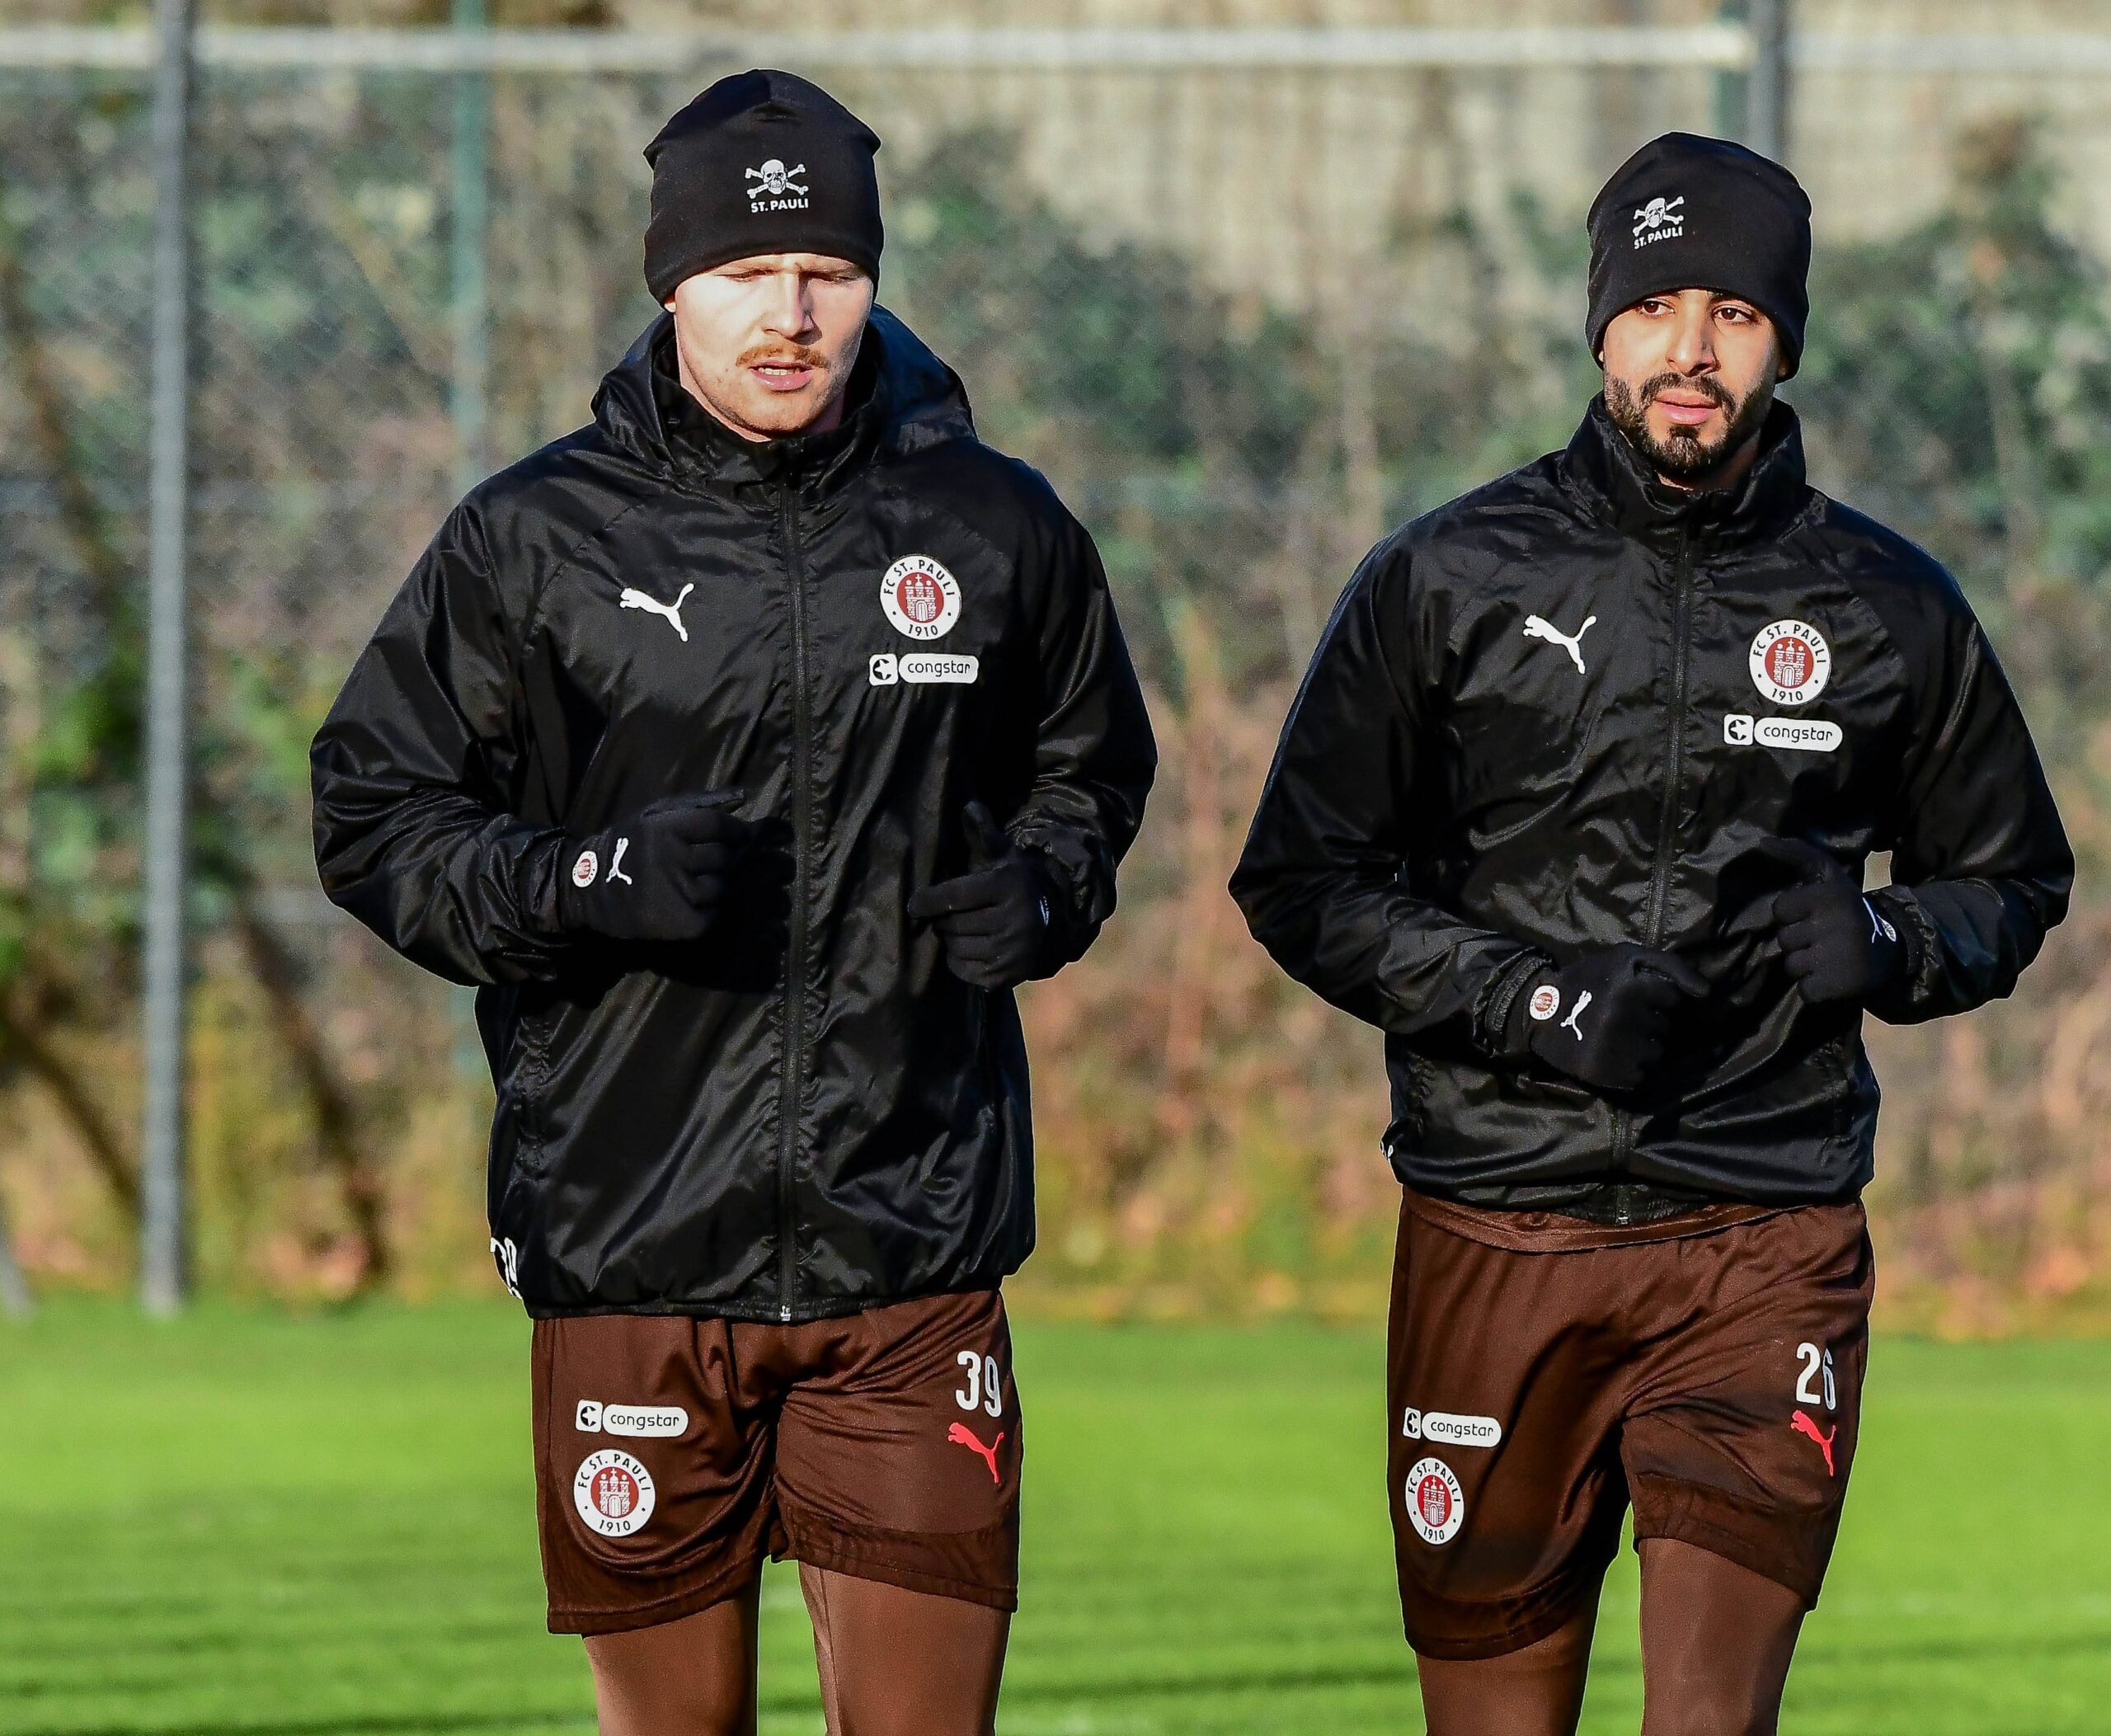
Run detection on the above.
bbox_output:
[517,827,585,943]
[1012,825,1111,969]
[1864,885,1935,1020]
[1474,948,1559,1063]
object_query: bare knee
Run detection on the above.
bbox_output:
[1639,1687,1780,1736]
[1638,1539,1804,1736]
[1415,1598,1598,1736]
[802,1567,1007,1736]
[587,1634,755,1736]
[1639,1612,1794,1736]
[584,1584,759,1736]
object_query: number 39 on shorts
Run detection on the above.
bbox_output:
[1794,1340,1837,1410]
[955,1349,1004,1418]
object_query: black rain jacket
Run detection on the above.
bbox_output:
[313,309,1155,1319]
[1231,401,2071,1209]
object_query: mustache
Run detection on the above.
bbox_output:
[1641,372,1736,413]
[738,343,829,370]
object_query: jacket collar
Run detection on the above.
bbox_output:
[591,303,976,498]
[1559,394,1810,553]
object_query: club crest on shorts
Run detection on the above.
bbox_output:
[1405,1456,1466,1545]
[1528,985,1562,1022]
[1749,620,1831,706]
[570,849,599,888]
[881,555,961,642]
[574,1449,656,1538]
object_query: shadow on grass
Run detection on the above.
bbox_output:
[999,1660,1418,1701]
[11,1716,590,1736]
[1794,1626,2111,1669]
[21,1628,2111,1736]
[2,1615,532,1668]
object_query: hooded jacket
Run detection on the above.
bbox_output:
[1231,401,2071,1210]
[313,309,1155,1318]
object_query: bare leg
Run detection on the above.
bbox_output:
[1638,1538,1807,1736]
[582,1578,761,1736]
[1414,1589,1600,1736]
[800,1564,1009,1736]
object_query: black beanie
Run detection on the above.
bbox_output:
[643,69,883,303]
[1586,133,1812,375]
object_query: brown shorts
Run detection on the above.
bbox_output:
[1388,1190,1872,1661]
[532,1289,1021,1635]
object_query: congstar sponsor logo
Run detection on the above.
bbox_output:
[1723,713,1843,754]
[1402,1408,1503,1449]
[868,652,980,687]
[575,1400,689,1439]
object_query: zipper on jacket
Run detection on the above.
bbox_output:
[774,486,814,1323]
[1612,531,1697,1182]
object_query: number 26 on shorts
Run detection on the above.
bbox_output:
[1794,1340,1837,1410]
[955,1349,1004,1418]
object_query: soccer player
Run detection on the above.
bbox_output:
[312,71,1154,1736]
[1232,134,2071,1734]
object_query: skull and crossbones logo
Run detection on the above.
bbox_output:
[746,159,808,198]
[1633,195,1685,238]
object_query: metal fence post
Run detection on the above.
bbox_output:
[451,0,490,496]
[0,1197,31,1318]
[449,0,492,1078]
[1746,0,1791,162]
[139,0,195,1317]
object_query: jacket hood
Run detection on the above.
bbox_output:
[590,303,976,491]
[1561,394,1812,552]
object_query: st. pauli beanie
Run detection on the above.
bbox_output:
[643,69,884,303]
[1586,132,1812,375]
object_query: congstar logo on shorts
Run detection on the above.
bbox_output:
[574,1400,689,1439]
[1402,1408,1504,1449]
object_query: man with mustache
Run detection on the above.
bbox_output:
[1234,133,2069,1733]
[313,70,1154,1735]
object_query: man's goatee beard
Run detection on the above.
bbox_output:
[1606,375,1774,484]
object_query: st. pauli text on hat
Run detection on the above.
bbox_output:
[1585,131,1813,489]
[642,68,887,443]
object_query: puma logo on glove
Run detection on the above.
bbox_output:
[1507,943,1708,1094]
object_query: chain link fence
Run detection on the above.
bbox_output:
[6,15,2111,1322]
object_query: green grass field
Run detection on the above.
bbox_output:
[2,1303,2108,1734]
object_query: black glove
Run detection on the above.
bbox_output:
[556,792,754,943]
[1764,838,1904,1005]
[1508,943,1709,1094]
[906,802,1061,991]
